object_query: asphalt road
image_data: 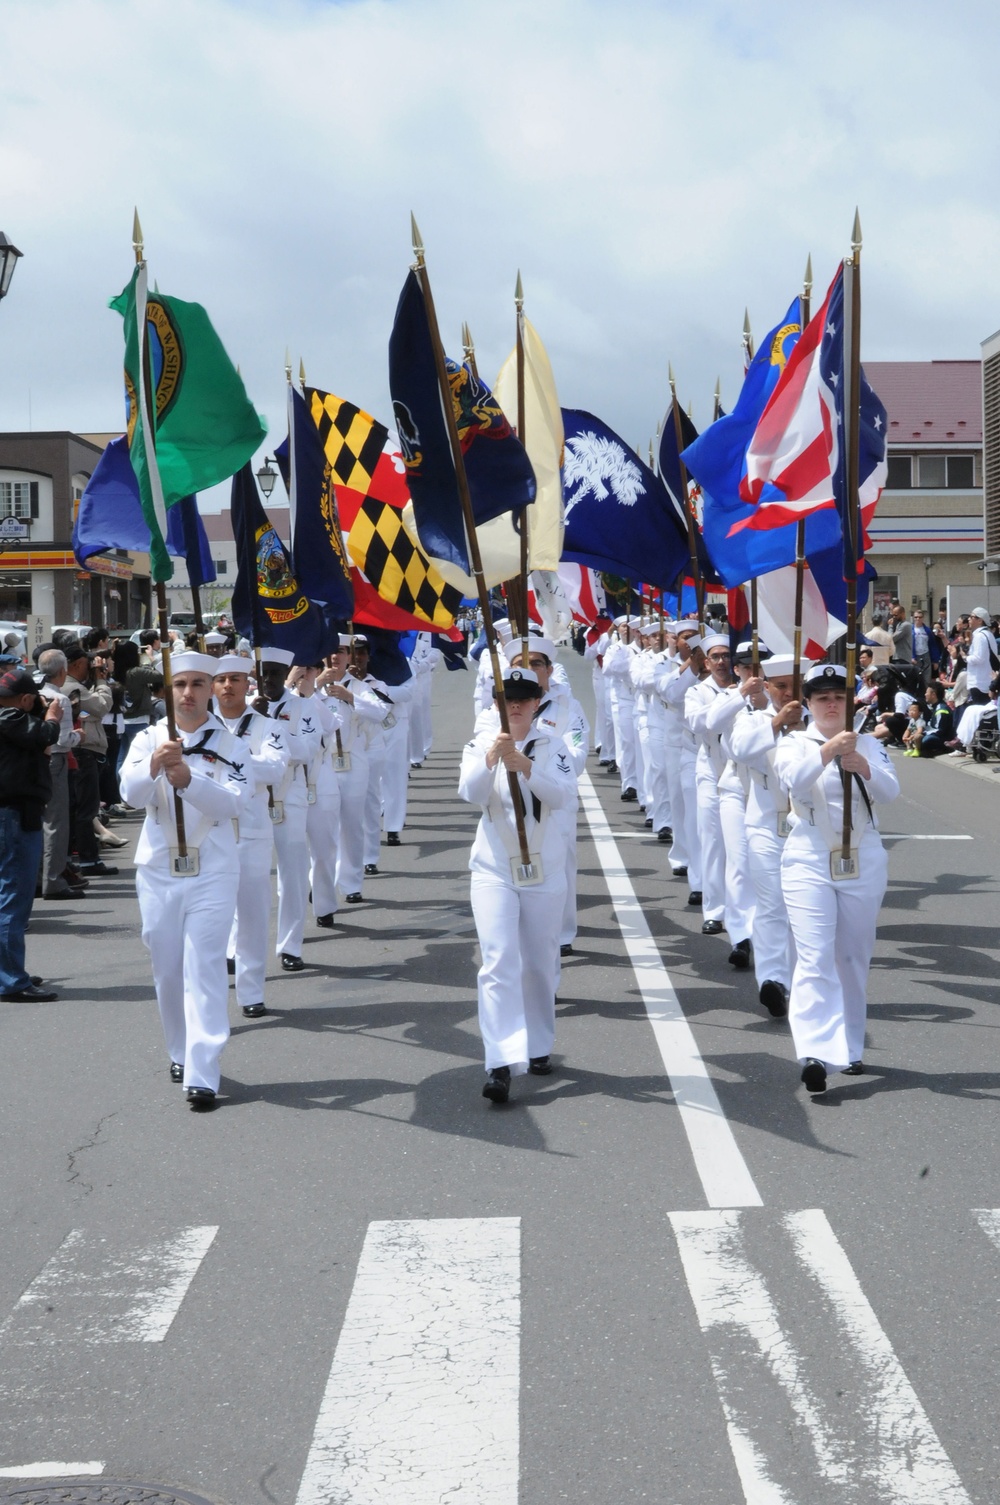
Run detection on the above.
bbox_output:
[2,656,999,1505]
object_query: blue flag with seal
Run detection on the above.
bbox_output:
[388,269,536,572]
[73,435,216,586]
[657,399,722,586]
[230,462,330,662]
[560,409,688,588]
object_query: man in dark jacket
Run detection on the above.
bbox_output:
[0,668,63,1001]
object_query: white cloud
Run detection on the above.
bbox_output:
[0,0,998,510]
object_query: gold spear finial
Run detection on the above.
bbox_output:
[284,348,292,384]
[410,212,425,265]
[804,252,813,296]
[515,269,524,309]
[687,399,693,419]
[132,208,144,264]
[743,308,752,340]
[851,208,863,255]
[715,376,721,401]
[299,357,306,391]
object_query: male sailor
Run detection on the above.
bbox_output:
[458,665,577,1104]
[602,617,640,801]
[344,635,403,873]
[683,631,742,938]
[583,617,615,769]
[120,652,253,1109]
[704,640,760,966]
[212,654,290,1016]
[408,631,442,766]
[773,662,899,1094]
[285,661,341,931]
[660,622,703,893]
[632,621,671,839]
[317,636,384,902]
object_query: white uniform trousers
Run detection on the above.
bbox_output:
[273,802,310,957]
[228,837,274,1008]
[307,797,341,918]
[634,702,651,807]
[695,774,726,922]
[645,719,671,832]
[663,726,688,872]
[780,838,887,1069]
[609,692,638,792]
[137,865,238,1092]
[471,872,565,1074]
[381,714,411,833]
[718,784,755,943]
[559,821,579,948]
[746,827,792,990]
[409,677,433,762]
[594,669,614,759]
[678,750,702,890]
[335,754,369,895]
[363,744,387,865]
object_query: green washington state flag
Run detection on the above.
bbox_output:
[111,265,266,580]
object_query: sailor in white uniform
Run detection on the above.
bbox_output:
[704,640,760,966]
[584,620,615,768]
[317,636,384,902]
[660,622,703,894]
[375,653,416,848]
[602,618,640,800]
[773,661,900,1094]
[408,631,442,765]
[683,631,735,933]
[473,619,514,718]
[459,666,577,1104]
[255,647,324,971]
[344,636,405,872]
[285,662,342,931]
[729,652,805,1018]
[212,654,290,1017]
[633,622,672,839]
[120,651,254,1108]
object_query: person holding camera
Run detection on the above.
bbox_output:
[65,644,116,877]
[0,668,63,1001]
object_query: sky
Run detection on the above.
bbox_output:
[1,0,999,510]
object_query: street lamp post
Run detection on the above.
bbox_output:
[0,233,23,303]
[256,457,278,498]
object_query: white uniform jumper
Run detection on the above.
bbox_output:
[774,728,899,1069]
[459,728,576,1074]
[320,676,383,896]
[294,691,341,922]
[602,637,639,794]
[350,670,395,865]
[655,654,692,874]
[408,633,441,763]
[729,704,794,992]
[704,688,756,945]
[218,707,289,1008]
[584,632,615,762]
[636,649,671,834]
[629,646,651,808]
[262,692,324,958]
[120,717,253,1091]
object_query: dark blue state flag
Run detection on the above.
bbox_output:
[388,269,535,572]
[657,399,721,586]
[73,435,215,584]
[230,463,330,662]
[560,410,688,588]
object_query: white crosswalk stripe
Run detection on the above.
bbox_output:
[0,1226,218,1345]
[295,1217,521,1505]
[670,1209,971,1504]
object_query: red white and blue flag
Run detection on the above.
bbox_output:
[738,264,887,576]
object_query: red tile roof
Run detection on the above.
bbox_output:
[865,360,981,447]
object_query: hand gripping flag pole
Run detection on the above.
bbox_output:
[410,216,535,878]
[839,211,864,871]
[790,254,813,701]
[132,209,188,862]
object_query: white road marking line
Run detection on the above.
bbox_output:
[0,1463,105,1478]
[0,1226,218,1344]
[580,771,762,1208]
[881,833,973,840]
[295,1218,520,1505]
[971,1208,1000,1250]
[671,1210,971,1505]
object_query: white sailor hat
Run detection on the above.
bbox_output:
[204,631,227,646]
[628,615,643,627]
[613,614,629,627]
[213,654,253,676]
[733,639,771,665]
[505,637,556,664]
[701,632,731,653]
[801,661,848,696]
[336,634,353,649]
[761,654,807,679]
[259,646,295,666]
[661,620,679,634]
[500,665,542,700]
[168,651,218,676]
[675,619,701,636]
[349,633,369,647]
[494,618,514,643]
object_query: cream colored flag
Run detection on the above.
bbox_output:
[494,316,565,570]
[401,501,520,594]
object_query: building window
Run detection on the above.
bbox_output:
[917,455,947,488]
[0,480,39,519]
[911,454,978,489]
[214,558,228,575]
[886,456,912,488]
[946,455,975,488]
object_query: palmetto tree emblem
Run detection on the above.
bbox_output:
[563,431,643,519]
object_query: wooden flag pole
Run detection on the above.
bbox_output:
[410,215,534,874]
[515,271,530,666]
[791,254,813,701]
[669,364,705,623]
[133,209,187,858]
[840,214,863,868]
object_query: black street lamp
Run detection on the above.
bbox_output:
[256,457,278,498]
[0,233,23,303]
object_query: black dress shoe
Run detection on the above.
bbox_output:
[598,758,611,767]
[77,861,119,876]
[672,864,687,877]
[280,953,305,972]
[687,889,702,905]
[186,1087,217,1110]
[1,984,59,1002]
[30,976,43,986]
[386,831,401,846]
[226,957,236,976]
[842,1061,864,1075]
[560,943,573,957]
[345,892,364,904]
[364,863,379,876]
[657,827,673,843]
[621,787,638,802]
[316,913,336,929]
[43,888,85,900]
[242,1002,266,1018]
[728,938,752,969]
[801,1058,827,1094]
[529,1056,553,1075]
[702,919,724,935]
[644,817,653,828]
[482,1066,511,1103]
[170,1062,184,1084]
[605,761,618,774]
[759,980,789,1018]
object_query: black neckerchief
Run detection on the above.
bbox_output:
[511,736,542,823]
[182,728,245,778]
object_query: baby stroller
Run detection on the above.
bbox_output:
[970,704,1000,763]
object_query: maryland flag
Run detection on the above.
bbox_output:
[305,387,462,631]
